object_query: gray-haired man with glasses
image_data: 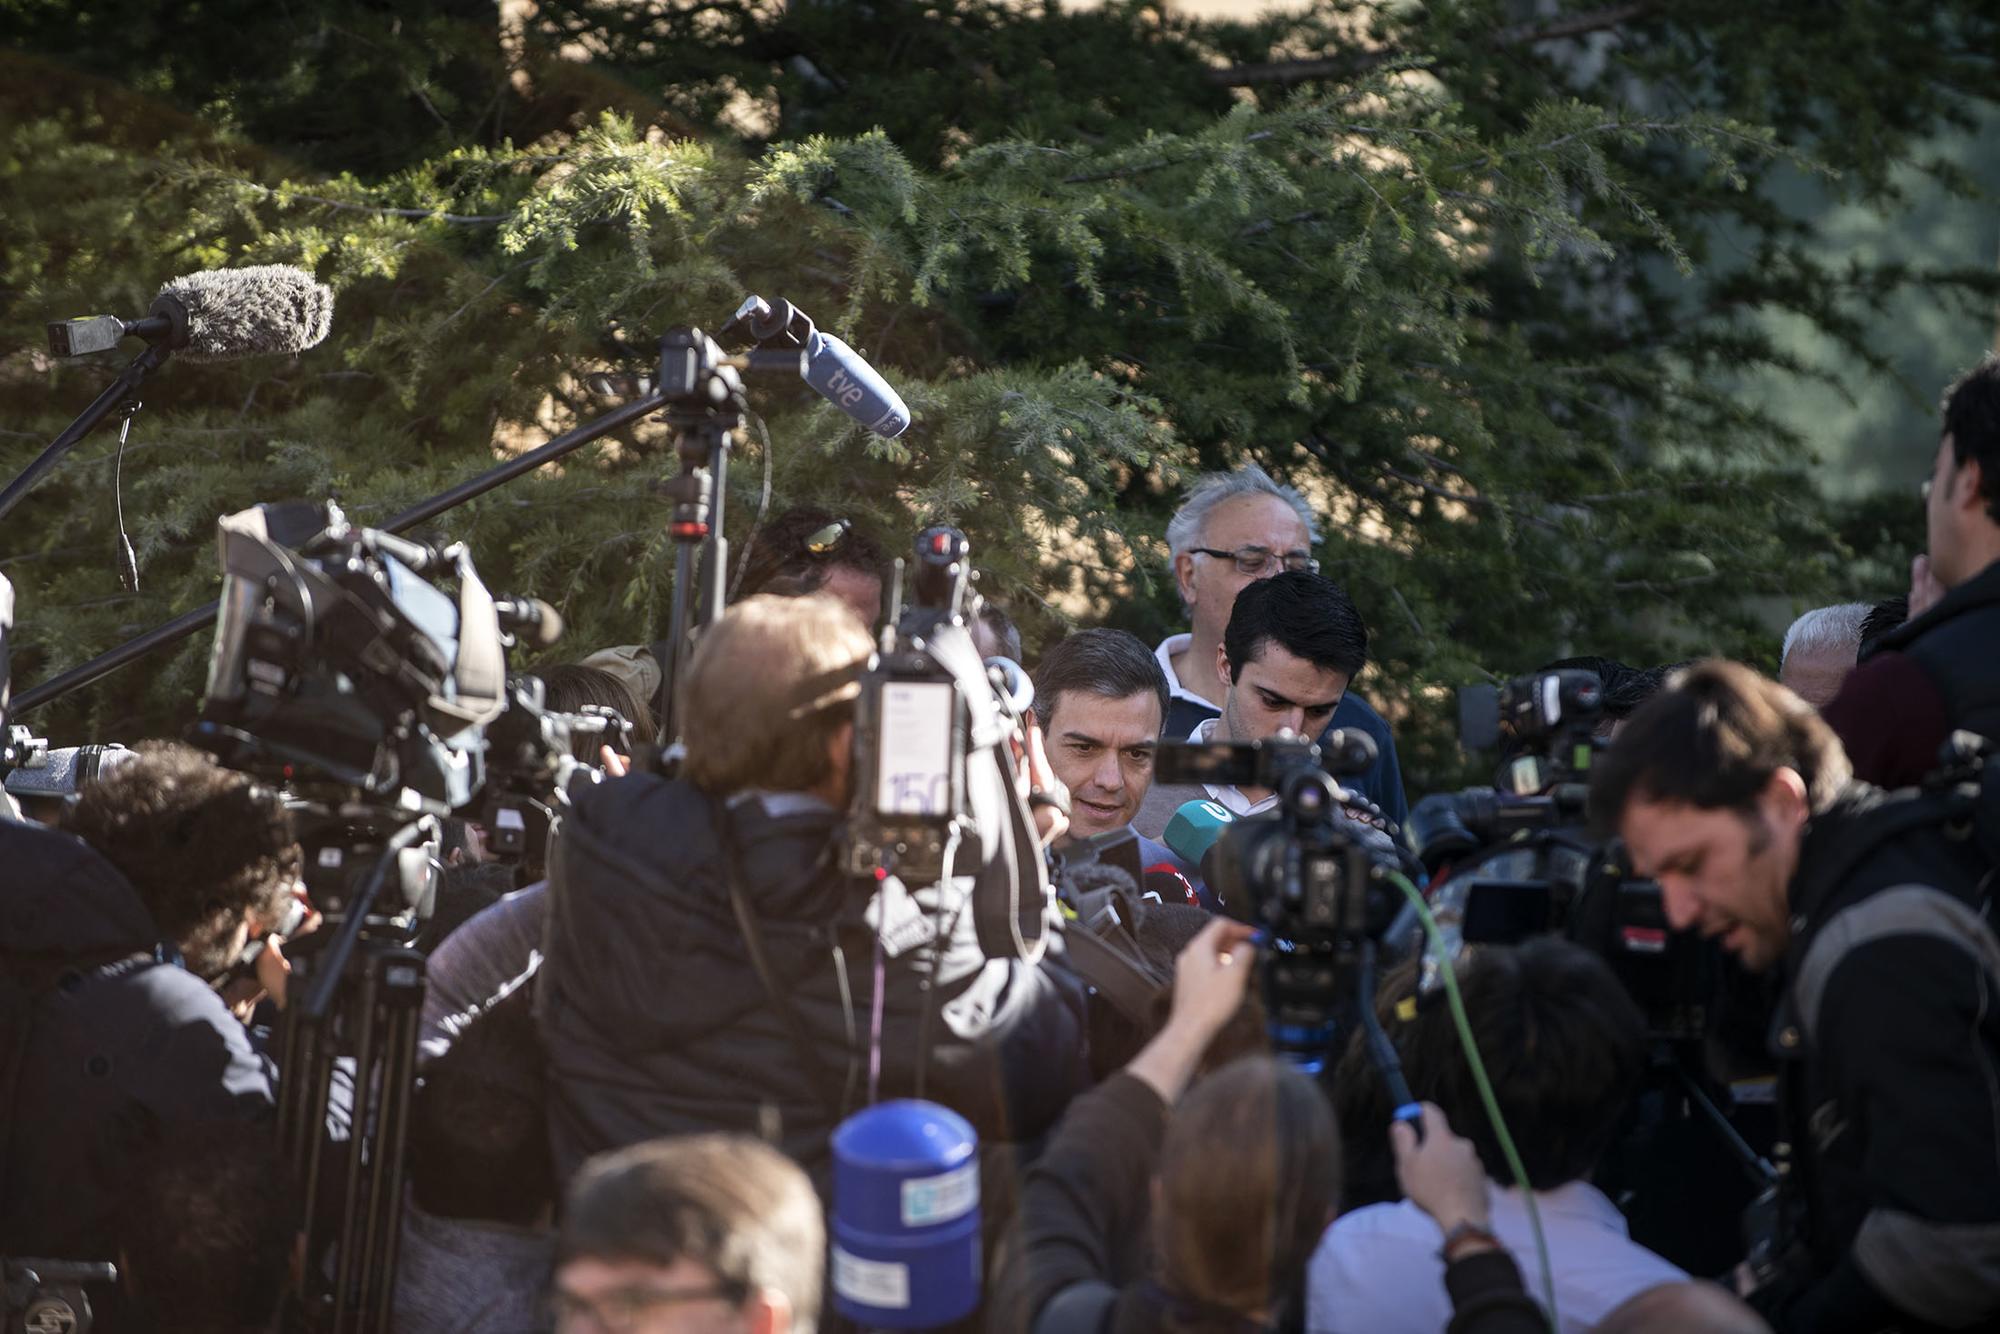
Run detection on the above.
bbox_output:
[1156,463,1406,823]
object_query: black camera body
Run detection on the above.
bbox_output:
[1410,669,1709,1042]
[841,526,1051,962]
[195,500,503,812]
[1157,730,1405,1058]
[842,526,980,886]
[477,678,632,870]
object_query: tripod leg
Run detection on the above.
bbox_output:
[358,949,427,1332]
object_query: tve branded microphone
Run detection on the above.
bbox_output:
[47,265,334,363]
[728,295,911,438]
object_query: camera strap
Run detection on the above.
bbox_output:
[716,815,847,1121]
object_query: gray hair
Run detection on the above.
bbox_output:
[1780,603,1870,668]
[1164,463,1320,574]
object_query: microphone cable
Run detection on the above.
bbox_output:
[1387,869,1558,1331]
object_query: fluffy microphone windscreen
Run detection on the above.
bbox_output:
[158,264,334,362]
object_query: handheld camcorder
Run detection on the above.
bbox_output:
[842,525,1051,961]
[1405,668,1707,1042]
[1156,731,1407,1063]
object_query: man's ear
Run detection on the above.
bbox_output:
[1957,455,1988,514]
[827,720,856,784]
[1214,641,1232,688]
[1175,552,1200,608]
[1761,766,1810,832]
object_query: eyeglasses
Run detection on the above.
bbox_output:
[804,518,851,556]
[1189,545,1319,576]
[550,1282,742,1333]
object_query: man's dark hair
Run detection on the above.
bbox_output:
[537,662,655,752]
[737,505,887,599]
[1859,594,1907,654]
[1588,659,1852,834]
[977,601,1024,663]
[61,741,300,976]
[1222,570,1367,682]
[1033,628,1169,730]
[1401,938,1645,1189]
[119,1123,297,1333]
[1540,655,1671,723]
[1943,355,2000,524]
[410,984,552,1225]
[415,859,519,955]
[560,1135,823,1333]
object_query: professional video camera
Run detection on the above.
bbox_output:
[1404,668,1707,1043]
[478,675,635,870]
[1156,731,1411,1076]
[192,498,589,1333]
[841,524,1051,962]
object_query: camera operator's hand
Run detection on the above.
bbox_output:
[1128,919,1258,1104]
[221,887,322,1019]
[1392,1103,1496,1251]
[1013,712,1070,848]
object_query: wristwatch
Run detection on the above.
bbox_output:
[1437,1219,1502,1263]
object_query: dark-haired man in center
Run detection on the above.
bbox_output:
[1033,628,1199,905]
[1134,572,1372,866]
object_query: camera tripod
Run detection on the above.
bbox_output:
[275,805,437,1333]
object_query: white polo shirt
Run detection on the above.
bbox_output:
[1307,1179,1686,1334]
[1187,717,1277,819]
[1155,631,1219,710]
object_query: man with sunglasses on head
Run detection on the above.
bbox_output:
[1155,464,1406,824]
[581,506,888,708]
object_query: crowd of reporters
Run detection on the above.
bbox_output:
[5,356,2000,1334]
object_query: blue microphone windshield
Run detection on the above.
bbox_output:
[803,328,911,438]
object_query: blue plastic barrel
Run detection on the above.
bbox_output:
[830,1099,981,1328]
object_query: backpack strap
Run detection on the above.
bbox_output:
[715,804,849,1121]
[1801,793,1973,902]
[1793,884,2000,1048]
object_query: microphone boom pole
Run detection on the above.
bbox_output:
[11,386,669,716]
[0,341,171,525]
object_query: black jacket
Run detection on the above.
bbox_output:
[0,819,275,1262]
[1757,784,2000,1333]
[538,773,1091,1183]
[1873,558,2000,745]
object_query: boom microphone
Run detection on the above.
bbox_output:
[494,596,564,648]
[727,295,911,438]
[46,264,334,363]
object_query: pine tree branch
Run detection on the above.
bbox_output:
[229,179,511,223]
[1207,0,1660,87]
